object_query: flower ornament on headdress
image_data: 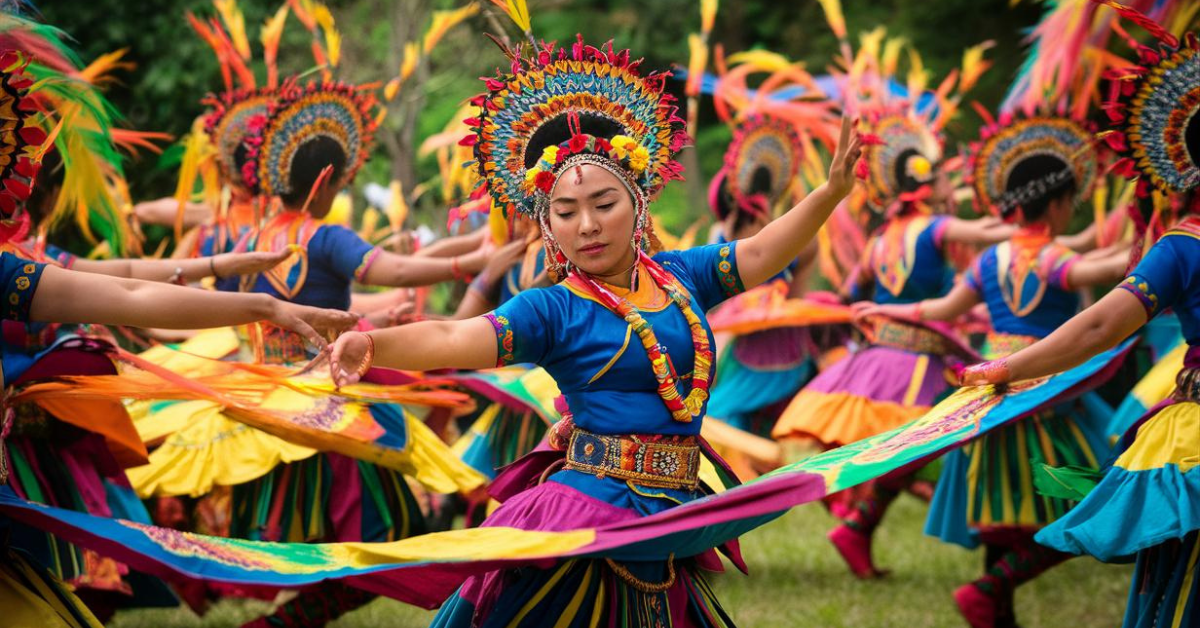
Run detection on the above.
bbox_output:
[0,50,46,220]
[242,79,381,197]
[709,113,802,219]
[969,114,1099,219]
[466,35,688,222]
[859,111,942,213]
[1095,0,1200,196]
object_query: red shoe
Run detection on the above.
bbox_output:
[828,524,889,579]
[954,582,1000,628]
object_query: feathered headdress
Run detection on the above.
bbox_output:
[242,79,381,199]
[968,112,1099,220]
[709,114,802,220]
[465,35,688,221]
[0,50,47,223]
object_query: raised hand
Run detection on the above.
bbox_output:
[958,359,1012,387]
[827,115,864,199]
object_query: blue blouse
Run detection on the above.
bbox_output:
[866,214,954,304]
[486,242,744,439]
[0,252,48,383]
[966,241,1080,338]
[1120,228,1200,345]
[233,223,378,311]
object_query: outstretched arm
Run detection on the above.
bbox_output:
[361,248,489,287]
[329,318,498,385]
[854,281,981,323]
[30,265,358,344]
[736,116,862,289]
[69,249,295,283]
[941,216,1016,245]
[1066,248,1129,289]
[416,228,488,258]
[961,289,1146,385]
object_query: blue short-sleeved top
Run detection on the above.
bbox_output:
[866,214,954,304]
[1119,220,1200,346]
[233,213,379,311]
[0,252,48,383]
[965,239,1080,338]
[484,242,745,438]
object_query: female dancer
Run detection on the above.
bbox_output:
[329,35,862,626]
[862,114,1127,626]
[961,8,1200,626]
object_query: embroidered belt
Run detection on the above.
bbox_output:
[1175,367,1200,402]
[565,429,701,491]
[984,332,1038,359]
[870,320,954,356]
[239,323,310,365]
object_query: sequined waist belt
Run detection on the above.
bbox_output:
[238,323,310,365]
[984,332,1038,359]
[1176,368,1200,402]
[565,429,701,491]
[870,320,955,356]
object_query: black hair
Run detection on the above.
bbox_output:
[524,113,624,169]
[1003,153,1077,222]
[280,135,347,207]
[26,147,64,225]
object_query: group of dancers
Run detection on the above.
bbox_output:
[0,0,1196,627]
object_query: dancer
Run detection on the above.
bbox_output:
[328,29,862,624]
[961,6,1200,625]
[863,114,1127,626]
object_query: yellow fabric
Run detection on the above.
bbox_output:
[401,411,488,494]
[902,355,930,407]
[1115,403,1200,473]
[136,328,240,371]
[1174,537,1200,628]
[1131,343,1187,408]
[0,553,103,628]
[772,390,929,445]
[127,406,318,498]
[451,402,501,458]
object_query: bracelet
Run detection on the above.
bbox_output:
[911,301,925,321]
[210,256,222,280]
[450,256,463,281]
[355,333,376,378]
[168,266,186,285]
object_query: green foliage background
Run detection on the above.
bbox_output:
[41,0,1048,238]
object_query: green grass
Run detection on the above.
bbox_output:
[111,495,1131,627]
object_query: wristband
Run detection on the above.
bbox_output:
[355,333,376,378]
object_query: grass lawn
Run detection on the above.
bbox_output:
[110,495,1131,627]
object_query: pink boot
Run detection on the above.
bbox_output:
[828,524,889,579]
[954,582,1001,628]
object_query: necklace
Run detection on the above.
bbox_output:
[569,256,713,423]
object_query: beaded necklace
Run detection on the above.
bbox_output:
[568,255,713,423]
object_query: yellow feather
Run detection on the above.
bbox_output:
[261,5,289,51]
[906,48,927,99]
[881,37,905,78]
[958,41,994,93]
[725,50,793,73]
[490,0,531,33]
[359,207,381,242]
[424,3,480,54]
[311,4,340,67]
[214,0,252,60]
[700,0,719,34]
[815,0,846,40]
[388,180,408,232]
[400,42,420,83]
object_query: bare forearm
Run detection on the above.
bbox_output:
[417,230,485,258]
[364,253,460,287]
[1005,291,1146,380]
[739,184,841,288]
[72,257,217,283]
[367,317,496,370]
[31,266,274,328]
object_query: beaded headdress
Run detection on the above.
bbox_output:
[0,50,46,221]
[1096,0,1200,196]
[242,79,381,198]
[709,113,802,220]
[859,111,942,213]
[969,114,1099,219]
[465,35,687,280]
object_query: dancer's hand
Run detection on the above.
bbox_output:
[267,300,358,349]
[827,116,864,199]
[330,331,374,387]
[214,247,298,278]
[481,240,529,284]
[852,301,922,323]
[958,359,1011,387]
